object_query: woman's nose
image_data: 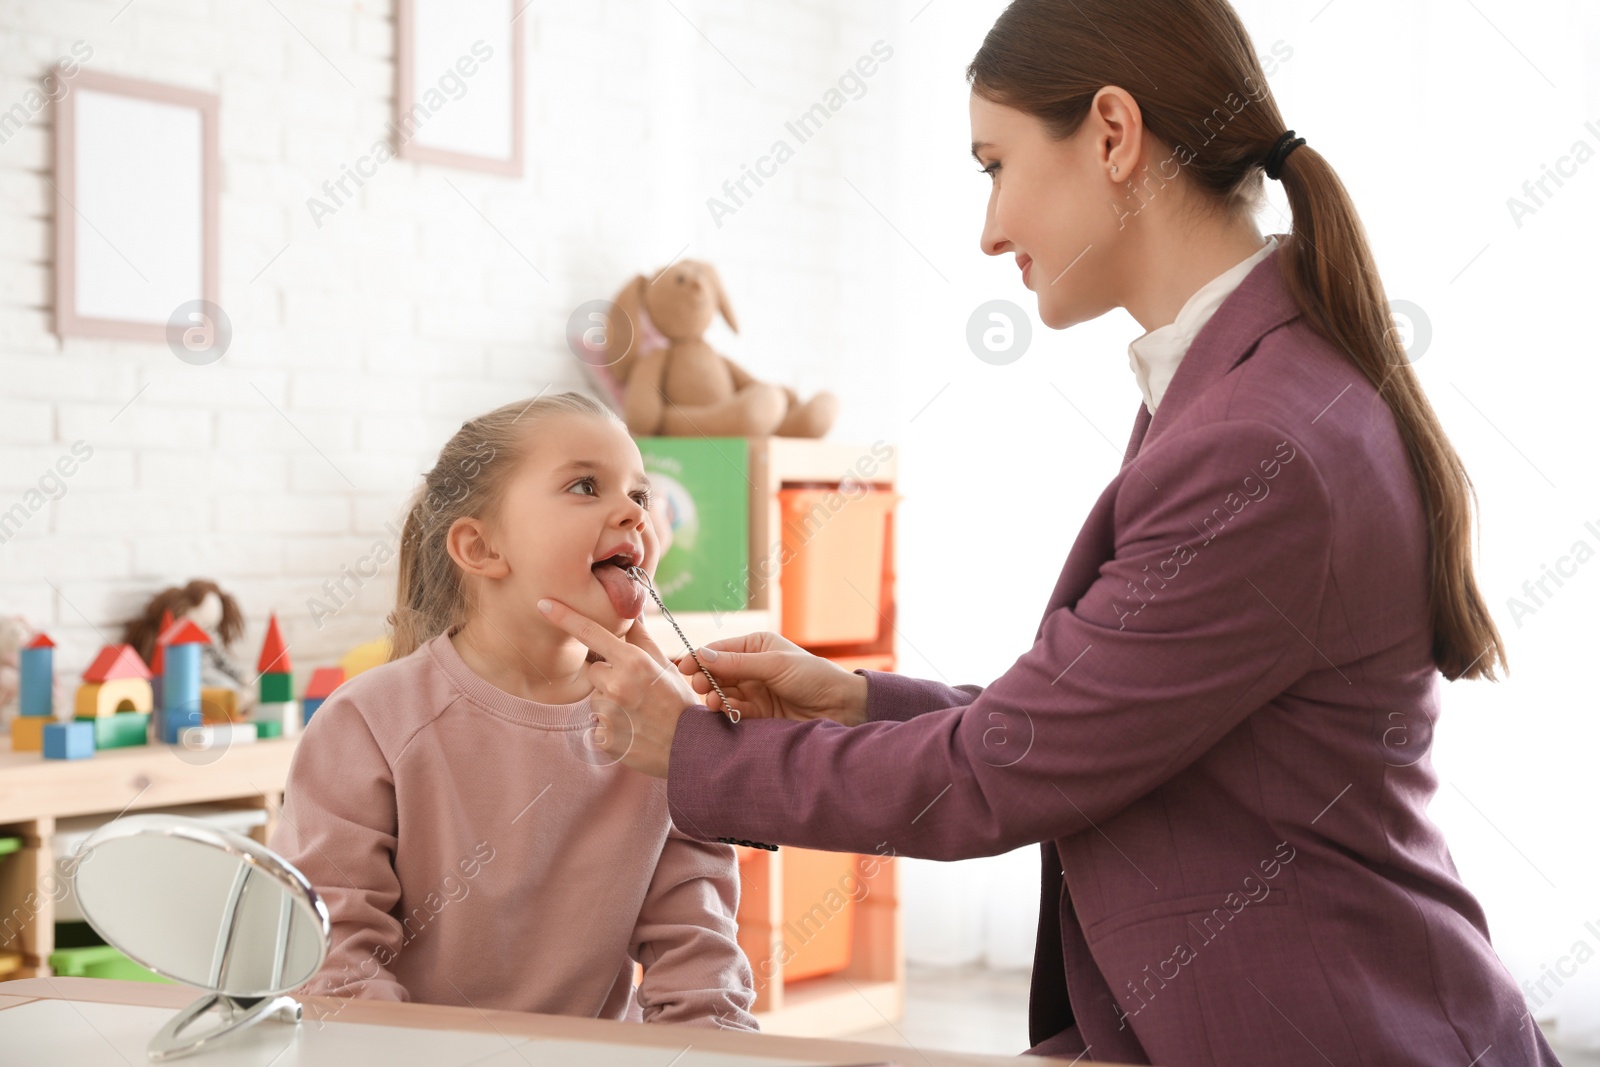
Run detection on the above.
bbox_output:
[980,211,1008,257]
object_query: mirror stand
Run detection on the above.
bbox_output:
[72,815,330,1062]
[148,991,304,1061]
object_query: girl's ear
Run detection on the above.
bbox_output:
[705,263,739,334]
[445,516,510,579]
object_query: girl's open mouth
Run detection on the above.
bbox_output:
[591,552,645,618]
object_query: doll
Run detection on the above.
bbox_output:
[122,580,256,715]
[0,614,26,723]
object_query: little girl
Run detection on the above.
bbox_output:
[270,391,757,1029]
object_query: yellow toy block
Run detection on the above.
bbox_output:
[200,687,241,724]
[10,716,48,752]
[74,678,154,719]
[340,636,391,679]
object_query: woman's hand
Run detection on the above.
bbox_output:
[674,631,870,728]
[538,598,701,778]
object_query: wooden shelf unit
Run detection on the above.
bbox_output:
[671,437,904,1030]
[0,738,298,981]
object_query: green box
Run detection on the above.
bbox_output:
[49,944,171,984]
[254,718,283,739]
[260,672,293,703]
[635,437,749,615]
[77,711,149,749]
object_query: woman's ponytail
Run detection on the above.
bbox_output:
[1272,146,1506,680]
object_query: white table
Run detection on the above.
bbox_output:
[0,977,1092,1066]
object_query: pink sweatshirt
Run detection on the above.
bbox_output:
[269,631,758,1030]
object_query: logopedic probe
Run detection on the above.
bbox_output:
[627,565,739,723]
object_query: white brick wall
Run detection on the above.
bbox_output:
[0,0,905,684]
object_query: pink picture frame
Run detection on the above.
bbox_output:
[394,0,525,177]
[53,70,220,342]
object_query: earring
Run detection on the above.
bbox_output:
[1111,165,1119,177]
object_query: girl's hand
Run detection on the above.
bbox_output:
[675,632,869,728]
[538,598,700,778]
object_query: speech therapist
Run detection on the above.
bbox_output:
[539,0,1558,1063]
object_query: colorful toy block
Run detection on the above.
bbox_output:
[200,686,240,724]
[10,715,48,752]
[89,712,150,749]
[175,722,259,754]
[260,674,293,704]
[19,632,55,717]
[251,701,296,739]
[161,707,203,745]
[75,643,154,719]
[258,614,293,704]
[301,666,346,724]
[43,720,95,760]
[149,609,174,709]
[153,618,212,747]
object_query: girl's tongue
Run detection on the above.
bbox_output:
[592,561,645,618]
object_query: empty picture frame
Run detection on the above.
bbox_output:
[395,0,523,176]
[53,71,220,341]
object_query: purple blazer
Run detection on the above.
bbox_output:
[668,243,1556,1066]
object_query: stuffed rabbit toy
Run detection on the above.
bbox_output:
[603,260,837,438]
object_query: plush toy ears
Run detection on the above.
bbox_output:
[604,273,651,385]
[702,261,739,335]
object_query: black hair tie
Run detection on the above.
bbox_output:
[1264,130,1306,180]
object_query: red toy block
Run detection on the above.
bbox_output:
[82,644,152,683]
[257,613,292,675]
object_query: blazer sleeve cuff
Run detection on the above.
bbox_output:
[667,705,779,851]
[860,669,982,723]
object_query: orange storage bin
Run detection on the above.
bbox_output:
[779,486,898,646]
[736,846,857,983]
[736,844,864,985]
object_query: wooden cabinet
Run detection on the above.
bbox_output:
[656,437,904,1034]
[0,739,296,981]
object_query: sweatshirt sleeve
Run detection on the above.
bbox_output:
[628,820,758,1030]
[268,694,408,1003]
[667,419,1333,862]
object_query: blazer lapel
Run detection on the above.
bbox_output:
[1122,403,1151,465]
[1122,235,1302,465]
[1052,236,1306,630]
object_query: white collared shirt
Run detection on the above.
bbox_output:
[1127,236,1279,415]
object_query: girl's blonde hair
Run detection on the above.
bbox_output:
[387,391,624,661]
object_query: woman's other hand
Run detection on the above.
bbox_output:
[675,632,869,728]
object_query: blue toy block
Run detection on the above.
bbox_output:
[43,720,95,760]
[163,643,201,715]
[301,696,325,725]
[20,645,53,717]
[160,706,203,745]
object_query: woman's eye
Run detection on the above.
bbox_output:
[978,161,1000,180]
